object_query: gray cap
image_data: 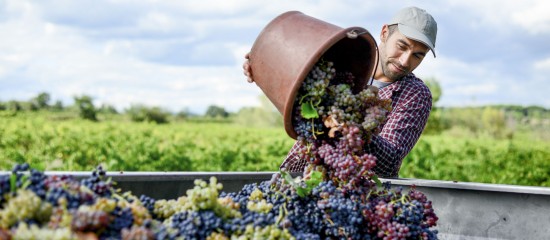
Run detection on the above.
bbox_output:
[389,6,437,57]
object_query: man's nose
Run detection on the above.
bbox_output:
[399,52,412,68]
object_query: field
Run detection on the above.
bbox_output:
[1,111,549,187]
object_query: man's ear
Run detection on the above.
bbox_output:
[380,24,389,43]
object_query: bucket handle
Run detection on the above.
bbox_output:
[346,29,380,86]
[346,29,367,39]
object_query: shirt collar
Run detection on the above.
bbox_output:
[378,73,416,94]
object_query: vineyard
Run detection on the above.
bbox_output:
[0,112,292,172]
[1,111,549,187]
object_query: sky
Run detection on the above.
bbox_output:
[0,0,549,114]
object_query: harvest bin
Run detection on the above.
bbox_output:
[39,171,550,239]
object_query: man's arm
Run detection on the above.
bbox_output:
[281,89,431,175]
[366,87,432,178]
[280,142,308,172]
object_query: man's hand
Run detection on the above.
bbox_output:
[243,52,254,83]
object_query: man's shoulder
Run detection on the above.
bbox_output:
[398,73,432,96]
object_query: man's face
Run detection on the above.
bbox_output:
[378,25,430,81]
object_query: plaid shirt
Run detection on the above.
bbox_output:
[280,73,432,178]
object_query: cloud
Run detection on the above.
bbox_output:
[534,57,550,71]
[1,0,549,113]
[447,0,550,35]
[414,55,540,107]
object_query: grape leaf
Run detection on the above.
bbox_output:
[371,175,382,188]
[281,170,323,198]
[300,101,319,119]
[281,171,296,186]
[306,171,323,188]
[295,186,308,197]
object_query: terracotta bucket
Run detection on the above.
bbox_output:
[249,11,378,139]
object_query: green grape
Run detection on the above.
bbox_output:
[247,199,273,213]
[232,224,295,240]
[12,222,77,240]
[0,189,52,229]
[154,196,189,219]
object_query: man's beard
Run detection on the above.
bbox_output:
[381,59,409,81]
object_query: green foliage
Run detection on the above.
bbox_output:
[400,132,550,186]
[233,95,283,128]
[126,104,170,124]
[423,108,449,135]
[431,105,540,139]
[144,107,170,124]
[423,77,441,105]
[205,105,229,118]
[300,101,318,119]
[51,100,64,111]
[281,170,323,197]
[99,104,118,114]
[423,77,448,134]
[73,95,97,121]
[6,100,22,112]
[0,112,294,172]
[481,107,509,139]
[31,92,51,109]
[175,107,194,120]
[1,108,549,187]
[20,101,39,111]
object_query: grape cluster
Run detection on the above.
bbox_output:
[0,164,150,239]
[291,59,392,189]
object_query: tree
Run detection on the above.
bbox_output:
[6,100,22,112]
[482,106,508,139]
[126,104,170,124]
[99,104,118,114]
[51,100,64,111]
[32,92,51,109]
[205,105,229,118]
[424,77,441,106]
[74,95,97,121]
[422,77,448,134]
[234,95,283,127]
[144,106,170,124]
[176,107,194,120]
[126,105,148,122]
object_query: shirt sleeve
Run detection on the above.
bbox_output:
[281,81,432,177]
[280,141,308,172]
[366,88,432,178]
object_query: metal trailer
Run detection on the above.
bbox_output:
[9,171,550,239]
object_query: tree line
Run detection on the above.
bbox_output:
[0,92,235,124]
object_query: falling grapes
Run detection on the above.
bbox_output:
[0,58,438,239]
[291,59,393,189]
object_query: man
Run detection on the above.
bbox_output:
[244,6,437,178]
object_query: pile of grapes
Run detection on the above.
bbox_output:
[0,163,437,239]
[0,59,438,239]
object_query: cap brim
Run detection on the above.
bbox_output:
[397,24,436,58]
